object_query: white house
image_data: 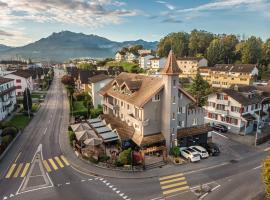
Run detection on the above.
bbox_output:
[115,52,125,62]
[88,74,112,108]
[149,57,166,70]
[0,77,17,121]
[5,70,33,96]
[139,54,154,69]
[126,52,138,63]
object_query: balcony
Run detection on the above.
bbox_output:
[216,99,229,106]
[215,109,229,116]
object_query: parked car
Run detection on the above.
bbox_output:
[212,124,228,133]
[180,147,200,162]
[205,143,220,156]
[189,146,209,159]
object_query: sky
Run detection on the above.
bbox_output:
[0,0,270,47]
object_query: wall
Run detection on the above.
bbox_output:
[92,78,112,108]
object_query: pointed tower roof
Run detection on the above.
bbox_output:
[161,50,182,75]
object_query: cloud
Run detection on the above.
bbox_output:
[0,0,137,28]
[156,0,176,10]
[161,17,182,24]
[0,30,14,36]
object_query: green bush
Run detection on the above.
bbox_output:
[88,156,99,164]
[2,135,13,147]
[170,146,180,157]
[90,105,103,118]
[263,156,270,199]
[118,148,132,166]
[68,131,76,146]
[2,127,18,138]
[99,155,110,163]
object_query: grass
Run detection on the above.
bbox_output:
[32,103,40,112]
[31,92,46,99]
[106,61,138,73]
[72,101,88,116]
[8,114,31,130]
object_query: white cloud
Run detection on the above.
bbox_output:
[156,0,176,10]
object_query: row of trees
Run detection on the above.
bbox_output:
[157,30,270,67]
[119,45,143,56]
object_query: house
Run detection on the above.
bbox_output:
[204,85,270,135]
[0,77,17,121]
[139,54,154,69]
[115,52,125,62]
[4,70,33,96]
[24,67,50,90]
[126,52,138,63]
[138,49,153,55]
[177,57,208,79]
[149,57,166,71]
[88,74,112,108]
[99,50,209,151]
[199,64,258,88]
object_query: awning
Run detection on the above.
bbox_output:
[177,125,212,139]
[71,123,91,132]
[96,126,111,134]
[75,130,97,141]
[242,113,256,121]
[99,131,119,143]
[132,133,165,147]
[84,138,103,146]
[87,118,101,124]
[90,121,106,128]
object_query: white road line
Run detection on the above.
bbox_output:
[109,185,113,188]
[106,183,110,186]
[3,196,7,200]
[253,165,262,170]
[120,193,124,196]
[116,191,120,194]
[199,192,208,200]
[66,182,70,185]
[184,163,227,175]
[88,179,92,181]
[212,131,228,139]
[9,194,14,198]
[113,188,117,191]
[43,127,47,135]
[211,185,221,192]
[81,180,85,182]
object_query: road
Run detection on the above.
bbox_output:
[0,69,268,200]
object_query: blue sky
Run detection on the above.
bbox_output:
[0,0,270,46]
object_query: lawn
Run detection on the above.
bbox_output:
[72,101,88,116]
[8,114,32,130]
[31,92,46,99]
[106,61,138,73]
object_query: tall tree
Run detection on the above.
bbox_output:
[206,38,226,66]
[221,35,239,64]
[263,38,270,64]
[23,88,32,112]
[241,36,263,64]
[188,30,214,56]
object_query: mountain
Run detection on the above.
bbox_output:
[0,44,13,52]
[0,31,158,62]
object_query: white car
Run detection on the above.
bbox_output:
[180,147,200,162]
[189,146,209,159]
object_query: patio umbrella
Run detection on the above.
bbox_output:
[71,123,91,132]
[84,138,103,146]
[75,130,97,141]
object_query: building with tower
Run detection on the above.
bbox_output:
[99,51,209,153]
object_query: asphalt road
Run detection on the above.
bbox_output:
[0,69,269,200]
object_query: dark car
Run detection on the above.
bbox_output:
[206,143,220,156]
[212,124,228,133]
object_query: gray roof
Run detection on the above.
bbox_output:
[99,131,119,143]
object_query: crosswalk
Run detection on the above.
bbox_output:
[4,155,70,179]
[159,173,189,196]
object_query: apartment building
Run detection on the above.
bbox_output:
[177,57,208,79]
[99,51,209,151]
[204,85,270,135]
[200,64,258,88]
[126,52,138,63]
[139,54,154,69]
[0,77,17,121]
[149,57,166,71]
[115,52,125,62]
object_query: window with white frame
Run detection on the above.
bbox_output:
[192,118,198,126]
[152,94,160,101]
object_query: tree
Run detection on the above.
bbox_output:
[207,38,226,66]
[78,63,96,70]
[129,45,143,55]
[241,36,263,64]
[189,30,214,56]
[263,38,270,64]
[262,156,270,199]
[190,72,212,106]
[61,75,74,86]
[23,88,32,112]
[221,35,239,64]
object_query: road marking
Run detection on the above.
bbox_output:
[159,173,184,181]
[48,158,58,170]
[253,165,262,170]
[212,131,228,139]
[160,177,185,185]
[3,196,7,200]
[60,155,70,166]
[264,147,270,152]
[184,162,227,175]
[163,186,189,195]
[20,163,30,178]
[5,164,16,178]
[161,181,187,190]
[66,182,70,185]
[43,160,52,172]
[54,156,64,168]
[13,163,23,178]
[43,127,47,135]
[211,185,221,192]
[14,152,22,163]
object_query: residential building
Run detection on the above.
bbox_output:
[204,85,270,135]
[149,57,166,71]
[99,51,209,151]
[4,71,33,96]
[115,52,125,62]
[126,52,138,63]
[88,74,112,108]
[0,77,17,121]
[138,49,152,55]
[177,57,208,79]
[199,64,258,88]
[139,54,154,69]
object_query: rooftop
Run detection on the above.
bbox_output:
[213,64,257,73]
[0,77,14,85]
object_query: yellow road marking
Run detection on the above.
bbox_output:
[20,163,30,177]
[161,181,187,190]
[14,152,22,163]
[264,147,270,152]
[48,158,58,170]
[5,164,16,178]
[159,173,184,181]
[163,186,190,195]
[54,156,64,168]
[160,177,186,185]
[13,163,23,178]
[43,160,52,172]
[60,155,70,166]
